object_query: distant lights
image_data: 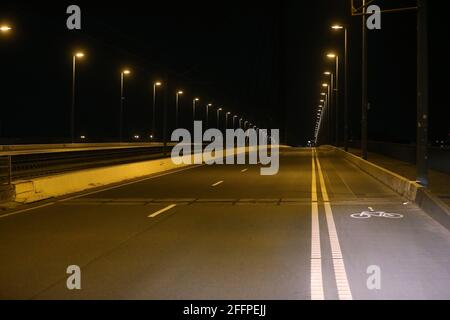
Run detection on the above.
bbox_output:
[0,25,12,32]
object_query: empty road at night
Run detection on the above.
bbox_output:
[1,147,449,300]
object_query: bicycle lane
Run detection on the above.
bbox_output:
[316,149,450,299]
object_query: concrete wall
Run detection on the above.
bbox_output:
[12,146,267,204]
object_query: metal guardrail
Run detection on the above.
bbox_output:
[2,143,251,182]
[0,155,12,185]
[348,140,450,175]
[9,146,173,181]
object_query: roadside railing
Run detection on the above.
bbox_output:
[0,155,12,186]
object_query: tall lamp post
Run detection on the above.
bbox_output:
[175,90,183,129]
[152,81,162,139]
[319,92,327,144]
[332,25,349,151]
[71,52,85,144]
[327,53,339,147]
[120,69,131,143]
[361,0,368,160]
[417,0,429,186]
[323,81,331,144]
[217,108,223,131]
[192,98,200,134]
[206,103,213,129]
[233,115,238,130]
[225,112,231,130]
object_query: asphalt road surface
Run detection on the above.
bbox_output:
[1,148,449,299]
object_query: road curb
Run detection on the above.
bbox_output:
[9,146,268,204]
[323,146,450,231]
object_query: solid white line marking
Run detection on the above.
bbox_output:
[241,169,248,173]
[148,204,177,218]
[310,149,324,300]
[315,150,353,300]
[212,181,224,187]
[0,165,204,220]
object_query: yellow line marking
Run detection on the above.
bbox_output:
[315,150,353,300]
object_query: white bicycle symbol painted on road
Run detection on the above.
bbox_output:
[350,211,404,219]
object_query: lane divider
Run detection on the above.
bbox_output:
[212,181,224,187]
[148,204,177,218]
[315,149,353,300]
[241,169,248,173]
[310,149,324,300]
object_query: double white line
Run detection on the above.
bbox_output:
[310,149,353,300]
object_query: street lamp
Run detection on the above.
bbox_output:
[152,81,162,139]
[192,97,200,126]
[205,103,213,129]
[0,25,12,33]
[327,53,339,146]
[119,69,131,143]
[322,80,332,144]
[217,108,223,130]
[239,118,243,129]
[233,115,238,129]
[71,51,85,143]
[176,90,183,129]
[324,70,334,144]
[332,24,349,151]
[225,112,231,130]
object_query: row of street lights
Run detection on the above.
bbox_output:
[314,24,348,152]
[2,23,258,143]
[72,53,257,143]
[316,0,430,186]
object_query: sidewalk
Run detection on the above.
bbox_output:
[347,148,450,208]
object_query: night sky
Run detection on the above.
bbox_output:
[0,0,449,145]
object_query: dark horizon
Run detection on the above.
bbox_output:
[0,0,449,146]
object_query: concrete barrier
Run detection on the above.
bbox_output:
[324,146,450,230]
[12,146,267,204]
